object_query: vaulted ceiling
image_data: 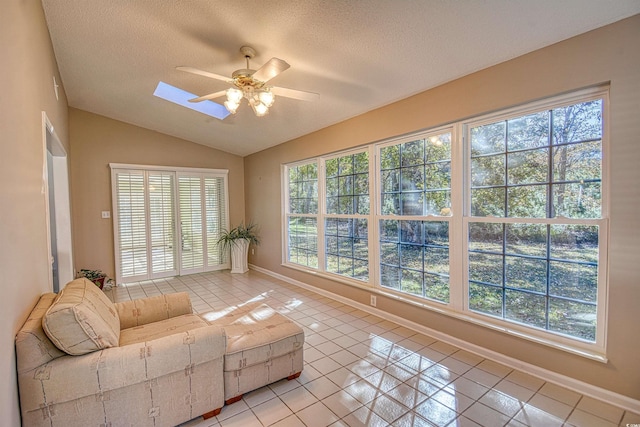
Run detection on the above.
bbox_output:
[42,1,640,156]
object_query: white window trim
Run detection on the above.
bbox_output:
[281,159,320,271]
[374,126,456,305]
[281,86,609,361]
[461,86,609,358]
[322,148,372,282]
[282,147,376,284]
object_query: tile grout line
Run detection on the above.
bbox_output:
[112,271,637,427]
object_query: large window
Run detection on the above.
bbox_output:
[285,152,371,280]
[466,98,605,342]
[378,132,453,303]
[325,152,370,281]
[283,87,608,356]
[286,162,319,268]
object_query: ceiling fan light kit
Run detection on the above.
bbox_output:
[176,46,318,119]
[224,86,274,117]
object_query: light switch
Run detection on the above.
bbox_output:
[101,211,111,219]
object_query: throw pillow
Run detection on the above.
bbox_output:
[42,278,120,355]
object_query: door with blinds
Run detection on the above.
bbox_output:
[178,173,229,275]
[111,166,229,284]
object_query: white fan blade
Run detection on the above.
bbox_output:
[252,58,290,83]
[176,66,230,82]
[189,90,227,103]
[272,86,319,101]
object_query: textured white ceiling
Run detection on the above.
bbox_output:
[41,1,640,156]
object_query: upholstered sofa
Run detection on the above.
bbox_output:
[16,278,305,427]
[16,278,226,427]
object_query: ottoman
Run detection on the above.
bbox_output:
[203,302,304,403]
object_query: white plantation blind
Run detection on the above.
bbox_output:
[115,171,148,279]
[205,176,228,265]
[148,173,176,274]
[111,164,229,284]
[179,176,205,271]
[178,174,229,272]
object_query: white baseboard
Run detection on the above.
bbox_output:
[249,263,640,414]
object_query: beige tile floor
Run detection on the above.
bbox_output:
[106,270,640,427]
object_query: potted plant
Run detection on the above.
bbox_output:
[77,269,108,289]
[217,222,260,274]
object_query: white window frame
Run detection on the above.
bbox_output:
[281,159,320,272]
[461,87,609,358]
[375,126,458,306]
[322,148,372,283]
[282,148,376,288]
[281,86,609,360]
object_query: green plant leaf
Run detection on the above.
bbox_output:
[217,222,260,252]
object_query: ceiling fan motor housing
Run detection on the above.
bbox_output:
[232,69,265,88]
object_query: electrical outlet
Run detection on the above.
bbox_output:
[370,295,377,307]
[101,211,111,219]
[251,248,255,255]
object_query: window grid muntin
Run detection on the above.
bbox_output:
[377,130,453,303]
[379,219,450,303]
[470,100,603,220]
[288,163,318,215]
[324,150,371,281]
[467,97,603,342]
[282,87,608,352]
[326,152,369,215]
[468,222,598,296]
[325,217,369,281]
[287,216,318,268]
[284,158,321,269]
[380,133,452,217]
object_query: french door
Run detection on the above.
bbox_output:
[111,165,229,284]
[177,173,229,275]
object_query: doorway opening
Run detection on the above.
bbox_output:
[43,112,74,292]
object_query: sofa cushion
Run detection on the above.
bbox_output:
[116,292,193,329]
[119,313,208,346]
[42,278,120,355]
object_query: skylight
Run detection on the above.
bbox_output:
[153,82,230,120]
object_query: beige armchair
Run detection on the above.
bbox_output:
[16,279,226,427]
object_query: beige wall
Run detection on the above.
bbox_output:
[1,3,637,424]
[245,15,640,400]
[0,2,69,424]
[69,108,245,279]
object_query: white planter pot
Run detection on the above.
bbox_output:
[230,238,250,274]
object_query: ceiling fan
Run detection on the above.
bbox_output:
[176,46,319,117]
